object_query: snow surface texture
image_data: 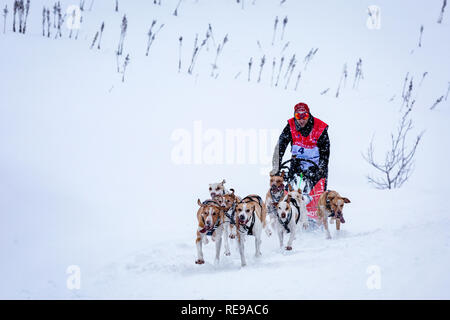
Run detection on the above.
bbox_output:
[0,0,449,299]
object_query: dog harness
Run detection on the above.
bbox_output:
[268,187,285,216]
[237,195,263,236]
[224,202,236,225]
[277,209,293,233]
[277,197,301,233]
[287,117,328,170]
[199,200,222,235]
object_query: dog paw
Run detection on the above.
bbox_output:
[229,234,235,239]
[195,259,205,264]
[225,251,231,256]
[285,246,292,251]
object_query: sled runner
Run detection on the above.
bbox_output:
[278,159,327,220]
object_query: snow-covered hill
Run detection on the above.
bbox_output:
[0,0,449,299]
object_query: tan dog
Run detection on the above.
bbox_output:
[235,195,268,267]
[265,172,286,237]
[317,190,351,239]
[216,188,241,255]
[195,199,225,265]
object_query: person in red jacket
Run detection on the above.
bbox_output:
[270,102,330,192]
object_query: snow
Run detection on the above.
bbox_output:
[0,0,449,299]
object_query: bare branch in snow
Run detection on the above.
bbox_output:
[294,71,302,91]
[3,5,8,34]
[257,55,266,83]
[178,36,183,73]
[271,58,276,87]
[281,16,288,40]
[430,95,444,110]
[353,58,363,89]
[271,16,278,46]
[122,54,130,82]
[248,57,253,82]
[336,63,348,97]
[363,96,423,189]
[437,0,447,23]
[173,0,182,16]
[275,56,284,87]
[320,88,330,95]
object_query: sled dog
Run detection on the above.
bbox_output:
[275,186,308,250]
[317,190,351,239]
[195,199,225,265]
[235,195,268,267]
[265,172,286,237]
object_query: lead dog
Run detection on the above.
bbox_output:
[275,186,308,250]
[235,195,267,267]
[317,190,351,239]
[195,199,225,264]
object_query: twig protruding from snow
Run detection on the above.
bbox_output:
[430,95,444,110]
[437,0,447,23]
[353,58,364,89]
[271,16,278,46]
[2,5,8,34]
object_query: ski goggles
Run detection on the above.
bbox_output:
[294,112,310,120]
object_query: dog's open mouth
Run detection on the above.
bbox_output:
[271,184,284,193]
[336,213,345,223]
[239,217,248,224]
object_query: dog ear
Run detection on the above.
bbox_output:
[342,197,351,204]
[286,194,291,203]
[221,179,226,185]
[197,199,202,206]
[288,184,293,191]
[297,187,302,195]
[281,171,285,178]
[230,188,235,195]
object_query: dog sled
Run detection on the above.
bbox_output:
[278,159,327,221]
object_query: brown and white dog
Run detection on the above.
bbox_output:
[265,172,286,237]
[208,180,239,256]
[195,199,225,265]
[235,195,268,267]
[275,186,308,250]
[209,179,228,200]
[317,190,351,239]
[220,189,241,241]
